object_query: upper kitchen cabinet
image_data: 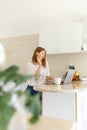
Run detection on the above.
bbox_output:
[58,23,82,53]
[39,27,59,54]
[81,23,87,51]
[39,23,82,54]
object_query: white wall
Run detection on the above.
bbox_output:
[0,0,87,37]
[0,34,39,73]
[47,53,87,78]
[1,34,87,79]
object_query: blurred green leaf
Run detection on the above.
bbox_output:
[25,91,41,123]
[0,65,41,129]
[0,65,19,78]
[0,94,15,130]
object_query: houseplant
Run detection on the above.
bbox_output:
[0,65,41,130]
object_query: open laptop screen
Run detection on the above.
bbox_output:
[62,69,75,84]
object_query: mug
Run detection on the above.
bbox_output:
[54,77,61,85]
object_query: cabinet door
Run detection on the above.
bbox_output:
[42,92,75,120]
[81,23,87,51]
[77,91,87,130]
[58,23,82,53]
[39,27,59,54]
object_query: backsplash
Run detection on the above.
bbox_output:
[0,34,87,78]
[47,53,87,78]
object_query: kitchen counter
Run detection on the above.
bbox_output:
[34,81,87,93]
[34,81,87,130]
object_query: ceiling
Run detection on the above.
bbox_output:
[0,0,87,37]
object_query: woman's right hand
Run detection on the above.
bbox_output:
[37,56,42,66]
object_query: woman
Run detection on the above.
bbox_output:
[27,46,50,95]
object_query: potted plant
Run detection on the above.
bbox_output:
[0,65,41,130]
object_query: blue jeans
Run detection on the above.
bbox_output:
[26,85,39,95]
[26,85,42,101]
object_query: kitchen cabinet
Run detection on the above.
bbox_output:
[39,23,82,54]
[42,91,87,130]
[39,27,59,54]
[58,23,82,53]
[42,92,75,120]
[34,81,87,130]
[81,23,87,51]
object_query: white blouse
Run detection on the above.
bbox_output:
[27,61,50,85]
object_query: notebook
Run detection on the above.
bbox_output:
[61,69,75,85]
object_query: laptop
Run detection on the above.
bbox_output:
[61,69,75,85]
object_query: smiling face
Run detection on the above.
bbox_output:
[32,47,46,67]
[37,50,46,61]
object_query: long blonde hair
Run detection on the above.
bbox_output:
[32,47,46,68]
